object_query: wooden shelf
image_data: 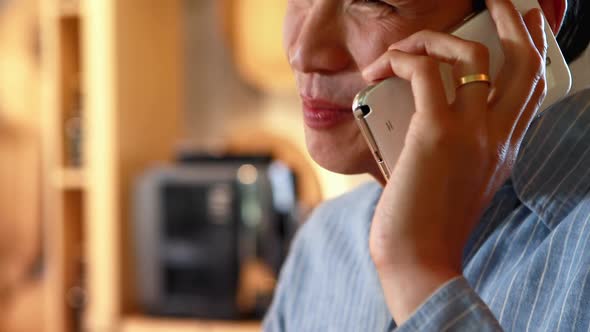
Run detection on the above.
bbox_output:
[120,316,261,332]
[42,0,187,331]
[52,168,85,190]
[59,0,80,18]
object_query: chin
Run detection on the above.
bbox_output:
[304,119,378,176]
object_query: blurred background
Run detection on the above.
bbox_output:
[0,0,589,331]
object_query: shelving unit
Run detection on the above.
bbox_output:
[40,0,261,331]
[52,168,85,190]
[59,1,79,18]
[40,0,84,331]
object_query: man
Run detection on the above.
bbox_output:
[264,0,590,330]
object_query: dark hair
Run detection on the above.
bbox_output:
[473,0,486,12]
[557,0,590,63]
[472,0,589,63]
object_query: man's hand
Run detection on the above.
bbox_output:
[362,0,548,324]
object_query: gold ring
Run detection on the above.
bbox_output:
[457,73,491,89]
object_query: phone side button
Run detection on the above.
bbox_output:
[372,150,390,180]
[373,150,383,163]
[377,160,390,180]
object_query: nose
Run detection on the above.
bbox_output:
[288,6,352,74]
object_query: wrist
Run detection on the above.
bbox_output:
[370,240,463,277]
[377,263,461,325]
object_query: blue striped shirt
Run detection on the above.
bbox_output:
[263,88,590,331]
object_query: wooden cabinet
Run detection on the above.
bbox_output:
[39,1,84,331]
[40,0,261,331]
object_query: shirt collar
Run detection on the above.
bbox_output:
[512,88,590,230]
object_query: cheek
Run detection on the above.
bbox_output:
[345,17,421,71]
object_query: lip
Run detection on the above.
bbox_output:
[301,97,354,130]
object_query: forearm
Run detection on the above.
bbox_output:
[377,266,503,331]
[378,264,461,325]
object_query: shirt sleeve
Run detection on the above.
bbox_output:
[262,212,312,332]
[263,298,286,332]
[394,276,503,332]
[262,239,296,332]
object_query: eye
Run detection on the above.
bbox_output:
[359,0,398,11]
[361,0,393,7]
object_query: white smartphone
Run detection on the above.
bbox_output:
[352,0,572,181]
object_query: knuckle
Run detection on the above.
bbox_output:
[419,29,437,38]
[415,57,438,73]
[419,123,492,165]
[413,29,433,39]
[425,125,463,150]
[409,118,453,148]
[465,135,488,160]
[539,79,548,99]
[427,128,452,148]
[488,142,509,168]
[464,42,490,63]
[488,147,503,166]
[525,49,544,77]
[531,78,548,110]
[537,77,547,94]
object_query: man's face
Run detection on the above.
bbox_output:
[283,0,472,176]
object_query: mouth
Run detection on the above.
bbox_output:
[301,96,354,130]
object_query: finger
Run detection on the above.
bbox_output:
[367,50,449,115]
[386,30,490,76]
[385,30,490,114]
[523,8,547,60]
[489,55,544,137]
[509,75,546,148]
[487,0,541,78]
[487,0,541,85]
[487,1,545,119]
[486,0,533,51]
[362,51,397,84]
[509,8,547,137]
[489,67,546,147]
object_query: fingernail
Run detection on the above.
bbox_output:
[534,8,544,22]
[533,8,545,32]
[362,66,374,80]
[362,66,383,84]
